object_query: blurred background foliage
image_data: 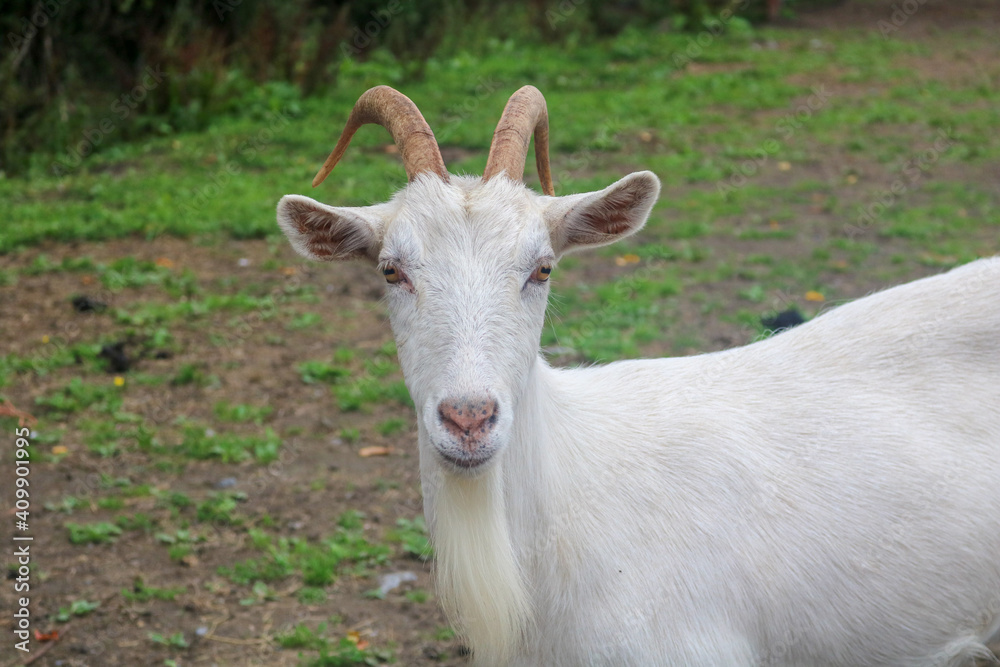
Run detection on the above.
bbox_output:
[1,0,795,177]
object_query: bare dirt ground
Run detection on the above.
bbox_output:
[2,2,999,666]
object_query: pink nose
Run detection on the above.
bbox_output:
[438,397,499,443]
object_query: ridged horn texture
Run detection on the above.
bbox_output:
[483,85,555,196]
[312,85,448,188]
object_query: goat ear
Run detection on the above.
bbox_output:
[543,171,660,256]
[277,194,382,263]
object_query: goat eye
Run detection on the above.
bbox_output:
[531,264,552,282]
[383,265,402,284]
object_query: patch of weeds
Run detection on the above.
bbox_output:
[96,497,125,510]
[179,424,280,463]
[365,357,396,379]
[156,490,194,511]
[171,362,209,386]
[155,528,198,546]
[333,347,355,364]
[333,376,412,412]
[163,268,201,299]
[24,254,95,275]
[339,427,360,444]
[404,589,429,604]
[376,418,407,436]
[148,631,189,649]
[168,544,193,562]
[118,482,154,498]
[298,587,327,604]
[288,312,323,330]
[362,588,386,600]
[240,580,278,606]
[279,625,394,667]
[337,510,364,531]
[99,474,134,490]
[122,578,185,603]
[222,512,389,588]
[309,638,393,665]
[276,622,329,650]
[82,419,123,457]
[196,491,247,524]
[386,517,432,561]
[100,257,170,289]
[213,401,273,424]
[35,378,123,415]
[738,284,767,303]
[66,521,123,544]
[221,549,295,585]
[433,627,456,641]
[298,360,351,384]
[116,513,157,533]
[55,599,100,622]
[45,496,87,513]
[374,478,399,492]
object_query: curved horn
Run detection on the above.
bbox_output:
[312,85,448,188]
[482,85,554,196]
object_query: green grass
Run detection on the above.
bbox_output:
[1,22,999,664]
[149,631,189,649]
[178,425,280,464]
[2,25,995,255]
[55,599,100,622]
[386,517,432,562]
[376,418,407,437]
[213,401,274,424]
[220,513,390,589]
[195,491,247,524]
[122,578,186,603]
[66,521,123,544]
[275,622,395,664]
[35,378,124,415]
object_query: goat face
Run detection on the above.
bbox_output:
[277,170,660,473]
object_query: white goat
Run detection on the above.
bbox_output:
[277,85,1000,667]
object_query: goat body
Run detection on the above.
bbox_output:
[433,257,1000,667]
[278,85,1000,667]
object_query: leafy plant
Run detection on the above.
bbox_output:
[178,425,280,463]
[195,492,247,524]
[149,631,189,649]
[387,517,432,561]
[56,599,100,622]
[213,401,274,424]
[66,521,123,544]
[122,578,186,603]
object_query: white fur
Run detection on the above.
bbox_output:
[279,171,1000,667]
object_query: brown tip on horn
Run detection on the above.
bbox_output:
[312,85,449,188]
[482,85,554,196]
